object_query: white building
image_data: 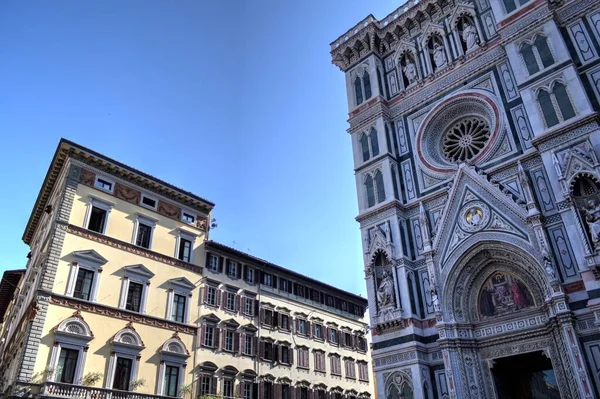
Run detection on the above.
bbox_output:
[331,0,600,398]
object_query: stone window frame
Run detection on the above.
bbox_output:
[357,361,370,382]
[220,318,241,353]
[202,279,221,308]
[329,353,342,376]
[156,335,189,397]
[200,313,221,349]
[363,168,386,208]
[517,33,556,78]
[94,174,115,194]
[313,349,326,373]
[344,357,357,380]
[65,250,107,303]
[534,78,578,129]
[297,345,310,370]
[241,292,257,318]
[131,212,158,250]
[277,307,292,332]
[139,192,158,211]
[118,264,154,315]
[83,195,114,235]
[500,0,531,16]
[175,228,197,264]
[358,127,380,163]
[105,325,145,390]
[48,314,94,384]
[166,277,195,324]
[240,323,258,357]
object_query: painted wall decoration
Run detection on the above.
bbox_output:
[479,273,533,318]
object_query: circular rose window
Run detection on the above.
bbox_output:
[442,117,491,163]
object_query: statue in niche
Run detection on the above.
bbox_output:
[462,22,479,51]
[430,288,440,312]
[403,59,418,85]
[583,199,600,246]
[544,256,557,282]
[376,270,395,308]
[433,43,447,69]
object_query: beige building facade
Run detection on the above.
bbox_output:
[0,139,373,399]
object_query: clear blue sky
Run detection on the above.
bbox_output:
[0,1,395,297]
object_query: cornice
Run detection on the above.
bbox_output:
[67,224,203,275]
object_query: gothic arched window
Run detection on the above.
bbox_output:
[366,175,375,207]
[360,134,370,162]
[553,82,576,120]
[535,35,554,68]
[537,89,558,127]
[537,82,576,128]
[375,171,386,203]
[520,43,539,75]
[370,129,379,157]
[355,77,364,105]
[363,72,372,100]
[503,0,531,14]
[520,35,554,76]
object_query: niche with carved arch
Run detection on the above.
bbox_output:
[478,272,534,319]
[385,371,414,399]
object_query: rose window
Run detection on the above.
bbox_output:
[442,117,491,162]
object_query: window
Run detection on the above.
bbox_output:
[244,297,254,316]
[329,328,339,344]
[208,255,219,271]
[263,342,274,361]
[282,385,291,399]
[520,36,554,76]
[113,357,133,391]
[344,332,353,347]
[280,278,289,292]
[57,348,79,383]
[135,223,152,249]
[140,194,157,209]
[223,380,234,397]
[125,282,144,312]
[358,362,369,381]
[356,336,367,351]
[537,82,577,128]
[331,355,342,375]
[264,382,273,399]
[95,176,113,192]
[181,211,196,223]
[244,335,253,355]
[314,324,323,339]
[317,390,326,399]
[281,314,289,330]
[370,129,379,157]
[225,330,234,351]
[360,134,370,162]
[243,382,252,399]
[281,345,291,364]
[298,347,309,369]
[366,175,375,207]
[206,287,217,306]
[355,76,363,105]
[363,72,372,99]
[73,268,95,301]
[177,238,192,263]
[172,294,186,323]
[263,309,274,326]
[244,267,254,283]
[345,359,356,379]
[262,273,272,286]
[226,261,237,278]
[87,206,107,233]
[201,376,212,395]
[226,292,236,312]
[502,0,531,14]
[204,326,215,347]
[375,170,385,203]
[164,365,180,397]
[315,351,326,372]
[298,319,306,335]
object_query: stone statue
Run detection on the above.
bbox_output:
[376,270,395,308]
[462,22,479,51]
[403,60,418,84]
[583,199,600,246]
[433,43,447,69]
[430,288,441,312]
[544,256,557,282]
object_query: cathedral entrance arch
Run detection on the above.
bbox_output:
[437,241,583,399]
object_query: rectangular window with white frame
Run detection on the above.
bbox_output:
[244,297,254,316]
[181,210,196,224]
[132,214,157,250]
[94,175,114,193]
[225,330,234,352]
[166,277,195,324]
[84,197,113,234]
[176,229,197,264]
[66,251,107,302]
[118,265,154,315]
[140,193,158,210]
[208,254,219,272]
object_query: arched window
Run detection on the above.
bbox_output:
[360,134,370,162]
[520,36,554,76]
[537,82,576,128]
[521,43,539,75]
[366,175,375,207]
[370,129,379,157]
[355,77,364,105]
[363,72,372,100]
[503,0,531,14]
[375,171,386,203]
[535,36,554,68]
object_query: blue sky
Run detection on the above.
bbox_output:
[0,1,396,297]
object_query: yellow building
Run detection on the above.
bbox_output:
[0,139,373,399]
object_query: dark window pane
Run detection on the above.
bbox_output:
[136,224,152,248]
[182,212,195,223]
[363,73,372,99]
[553,83,576,121]
[521,44,540,75]
[370,129,379,157]
[535,36,554,68]
[178,238,192,262]
[172,294,186,323]
[366,176,375,207]
[88,207,106,233]
[538,90,560,127]
[354,77,363,105]
[113,357,133,391]
[375,171,386,202]
[360,134,370,162]
[141,196,156,208]
[503,0,517,13]
[164,365,179,397]
[57,348,79,383]
[73,269,94,301]
[126,282,143,312]
[95,178,113,191]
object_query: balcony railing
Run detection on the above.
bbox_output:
[42,382,168,399]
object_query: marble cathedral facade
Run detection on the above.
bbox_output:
[331,0,600,398]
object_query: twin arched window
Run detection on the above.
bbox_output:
[520,35,554,76]
[366,170,385,208]
[360,129,380,162]
[354,72,372,106]
[537,81,576,128]
[503,0,531,14]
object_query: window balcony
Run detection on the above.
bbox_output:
[41,382,168,399]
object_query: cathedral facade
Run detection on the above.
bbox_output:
[331,0,600,398]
